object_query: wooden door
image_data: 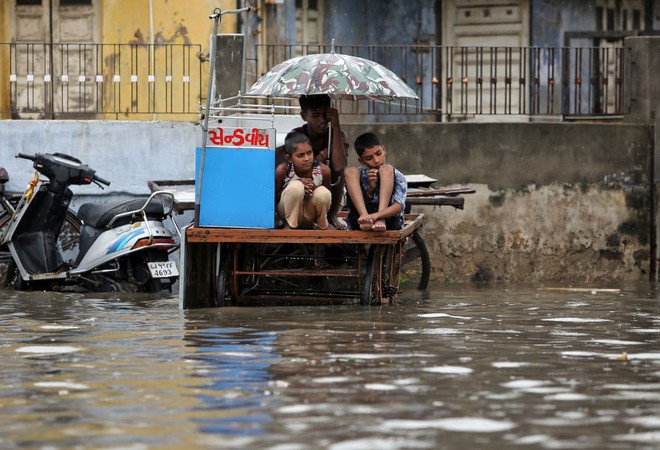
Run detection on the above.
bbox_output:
[12,0,98,118]
[443,0,529,119]
[295,0,324,54]
[595,0,645,114]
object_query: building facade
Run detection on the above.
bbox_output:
[1,0,658,121]
[0,0,241,119]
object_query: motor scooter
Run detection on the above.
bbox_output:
[1,152,180,292]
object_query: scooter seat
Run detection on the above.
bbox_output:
[78,198,166,229]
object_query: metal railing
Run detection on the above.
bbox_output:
[1,42,203,119]
[249,43,626,120]
[1,41,626,121]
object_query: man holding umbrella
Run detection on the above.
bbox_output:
[291,94,348,230]
[246,50,419,228]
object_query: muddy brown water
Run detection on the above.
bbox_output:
[0,282,659,449]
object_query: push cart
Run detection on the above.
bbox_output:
[150,178,473,309]
[180,213,423,307]
[174,5,474,308]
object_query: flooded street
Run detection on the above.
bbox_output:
[1,283,659,449]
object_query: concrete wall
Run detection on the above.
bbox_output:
[0,120,197,198]
[0,119,651,284]
[341,122,650,283]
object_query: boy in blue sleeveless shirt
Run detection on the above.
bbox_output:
[344,133,407,231]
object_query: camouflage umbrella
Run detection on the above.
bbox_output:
[246,52,418,101]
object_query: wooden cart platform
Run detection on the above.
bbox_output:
[159,176,475,309]
[180,214,424,308]
[186,213,422,244]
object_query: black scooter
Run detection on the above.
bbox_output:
[1,152,180,292]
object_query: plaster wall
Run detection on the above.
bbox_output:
[340,122,650,283]
[99,0,237,44]
[0,119,650,284]
[0,120,197,198]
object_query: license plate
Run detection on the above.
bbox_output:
[147,261,179,278]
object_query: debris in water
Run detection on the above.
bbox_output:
[538,287,621,294]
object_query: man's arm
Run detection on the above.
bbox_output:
[328,108,347,172]
[320,163,332,190]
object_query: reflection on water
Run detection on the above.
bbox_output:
[189,327,279,437]
[0,283,659,449]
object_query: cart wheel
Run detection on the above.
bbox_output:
[400,230,431,290]
[361,245,377,305]
[384,243,401,295]
[362,244,399,306]
[362,244,390,305]
[215,245,229,307]
[229,243,245,303]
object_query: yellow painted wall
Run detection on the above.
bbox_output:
[98,0,239,120]
[0,0,242,120]
[0,1,7,42]
[0,2,11,118]
[100,0,238,46]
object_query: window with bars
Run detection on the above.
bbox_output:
[595,0,644,31]
[295,0,323,49]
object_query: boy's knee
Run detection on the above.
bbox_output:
[378,164,394,176]
[345,167,359,180]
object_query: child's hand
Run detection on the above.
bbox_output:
[357,214,374,225]
[301,178,315,196]
[358,212,380,224]
[367,168,379,194]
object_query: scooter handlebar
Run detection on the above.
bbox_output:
[16,153,36,161]
[93,174,111,186]
[15,152,111,190]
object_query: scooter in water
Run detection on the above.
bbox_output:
[1,152,180,292]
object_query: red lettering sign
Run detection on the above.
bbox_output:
[207,127,270,148]
[208,128,223,145]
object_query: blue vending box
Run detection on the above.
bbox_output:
[196,127,275,228]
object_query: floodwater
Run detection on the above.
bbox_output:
[1,283,659,450]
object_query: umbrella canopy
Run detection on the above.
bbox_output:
[246,52,418,101]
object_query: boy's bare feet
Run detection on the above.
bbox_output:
[371,219,386,231]
[358,216,373,230]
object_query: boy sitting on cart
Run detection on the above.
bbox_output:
[344,132,407,231]
[275,132,332,230]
